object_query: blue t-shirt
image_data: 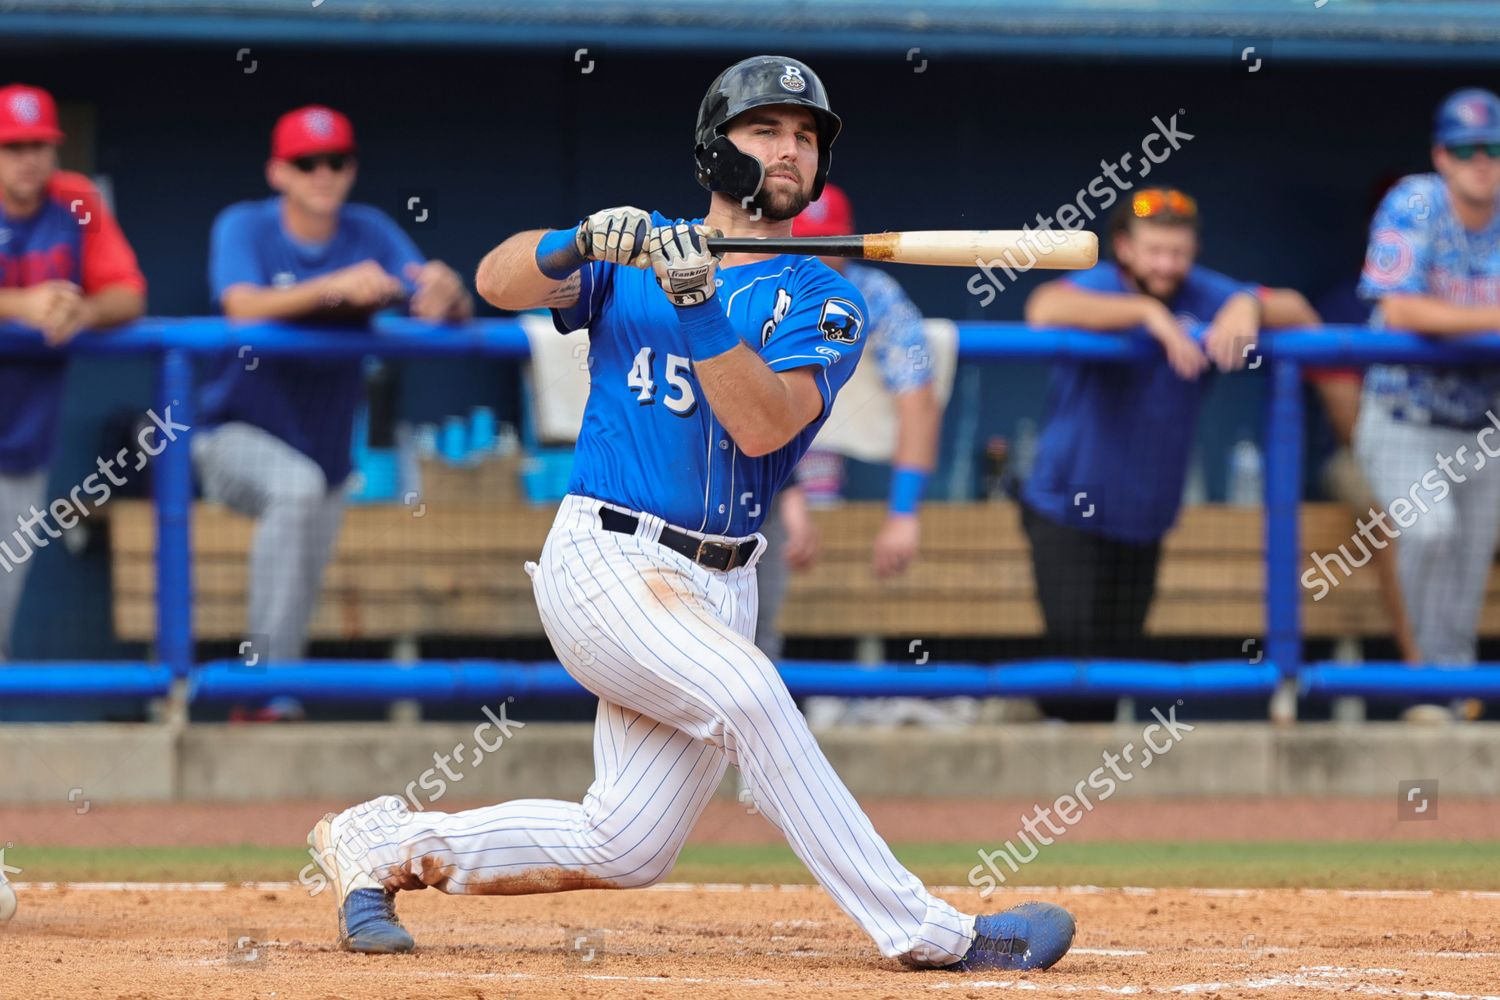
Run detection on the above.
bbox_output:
[1358,173,1500,430]
[199,196,425,486]
[552,213,867,536]
[1022,260,1253,544]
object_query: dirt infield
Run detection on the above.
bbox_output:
[5,882,1499,999]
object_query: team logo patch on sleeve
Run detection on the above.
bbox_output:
[818,297,863,344]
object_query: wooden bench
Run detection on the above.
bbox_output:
[107,500,1496,643]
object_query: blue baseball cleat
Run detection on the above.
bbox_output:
[941,901,1076,972]
[308,812,415,954]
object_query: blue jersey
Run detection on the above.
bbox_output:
[552,213,867,536]
[199,196,425,486]
[1359,173,1500,430]
[0,172,145,474]
[1023,261,1253,544]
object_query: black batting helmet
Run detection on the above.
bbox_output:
[693,55,842,205]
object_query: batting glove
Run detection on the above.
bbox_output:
[650,222,721,308]
[575,206,653,267]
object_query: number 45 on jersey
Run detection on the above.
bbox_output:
[627,347,698,417]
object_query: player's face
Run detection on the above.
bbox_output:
[1435,144,1500,207]
[1114,221,1197,301]
[267,152,357,216]
[724,106,819,221]
[0,141,57,206]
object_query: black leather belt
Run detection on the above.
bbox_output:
[598,506,759,572]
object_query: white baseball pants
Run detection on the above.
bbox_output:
[341,493,975,965]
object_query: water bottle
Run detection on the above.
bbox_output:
[1228,435,1264,507]
[470,406,497,456]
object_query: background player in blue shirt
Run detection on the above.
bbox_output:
[193,105,470,665]
[0,82,147,660]
[1022,189,1260,663]
[308,55,1075,974]
[1354,88,1500,667]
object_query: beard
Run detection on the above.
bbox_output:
[1123,264,1185,303]
[751,176,812,221]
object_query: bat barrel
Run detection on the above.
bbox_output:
[704,231,1096,270]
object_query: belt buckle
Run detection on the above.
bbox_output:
[694,537,738,569]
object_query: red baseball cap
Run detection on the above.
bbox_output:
[0,84,64,145]
[271,105,356,161]
[792,182,854,237]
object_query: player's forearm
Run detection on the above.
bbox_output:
[0,289,32,323]
[220,281,346,321]
[694,344,807,457]
[1025,284,1158,331]
[891,384,940,472]
[1259,288,1321,329]
[79,285,145,331]
[476,230,581,311]
[1379,295,1500,337]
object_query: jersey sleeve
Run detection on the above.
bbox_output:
[362,207,427,295]
[550,259,613,333]
[49,173,146,296]
[862,271,932,395]
[208,204,267,305]
[758,265,868,416]
[1186,265,1257,313]
[1358,176,1434,300]
[1058,261,1125,293]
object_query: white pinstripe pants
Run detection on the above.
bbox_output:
[343,493,974,964]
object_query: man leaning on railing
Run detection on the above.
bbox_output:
[0,82,146,661]
[1353,87,1500,668]
[1019,188,1260,673]
[191,104,471,665]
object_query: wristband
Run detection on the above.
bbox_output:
[675,298,741,361]
[889,466,928,515]
[535,227,587,280]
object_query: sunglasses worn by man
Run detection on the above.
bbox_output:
[1448,142,1500,161]
[1131,188,1198,220]
[290,152,353,173]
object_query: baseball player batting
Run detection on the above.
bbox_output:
[308,54,1076,973]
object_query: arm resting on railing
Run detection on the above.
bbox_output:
[1025,279,1209,379]
[0,281,144,346]
[1379,294,1500,338]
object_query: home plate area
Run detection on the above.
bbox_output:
[5,883,1499,999]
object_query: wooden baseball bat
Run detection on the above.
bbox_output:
[704,230,1097,270]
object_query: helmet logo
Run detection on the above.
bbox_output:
[9,91,40,124]
[780,65,806,93]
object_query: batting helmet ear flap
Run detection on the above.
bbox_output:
[694,134,766,204]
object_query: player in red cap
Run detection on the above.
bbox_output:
[193,104,471,666]
[754,183,945,723]
[0,82,146,660]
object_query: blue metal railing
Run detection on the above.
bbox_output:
[4,318,1500,705]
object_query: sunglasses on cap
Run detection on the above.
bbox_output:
[289,153,353,173]
[1447,142,1500,161]
[1131,188,1198,220]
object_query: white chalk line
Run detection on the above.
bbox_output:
[168,963,1500,998]
[13,881,1500,900]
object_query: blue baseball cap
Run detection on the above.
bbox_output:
[1434,88,1500,147]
